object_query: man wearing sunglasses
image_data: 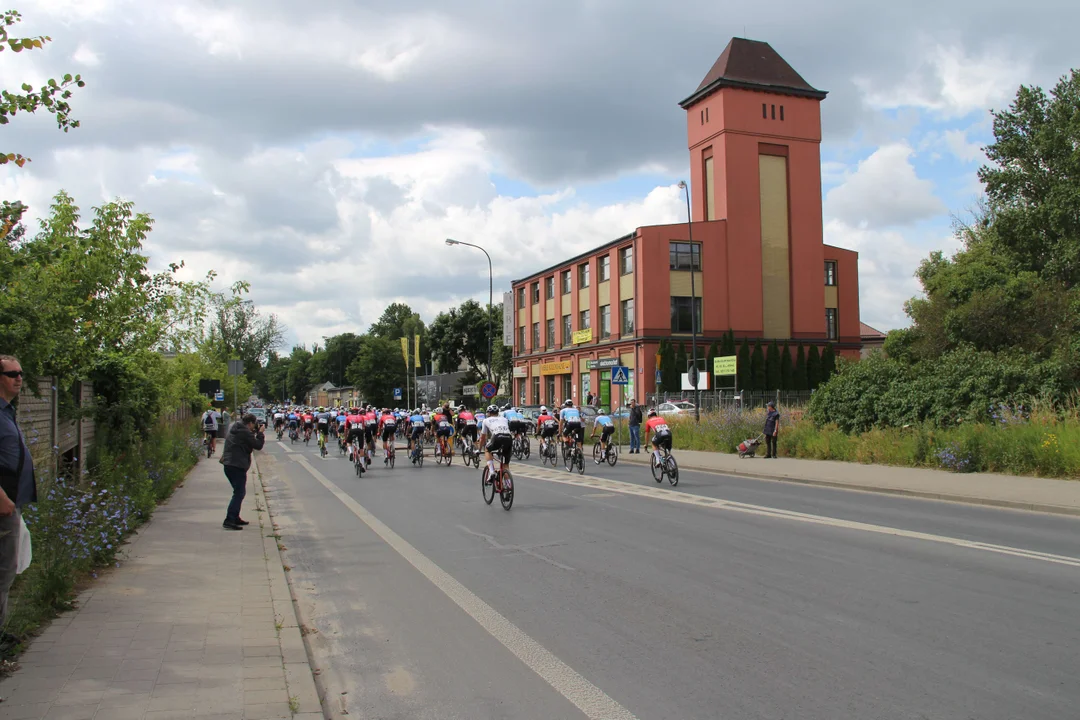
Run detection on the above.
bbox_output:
[0,355,36,629]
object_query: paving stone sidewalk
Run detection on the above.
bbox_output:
[0,453,322,720]
[617,444,1080,515]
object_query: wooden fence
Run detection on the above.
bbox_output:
[16,378,95,480]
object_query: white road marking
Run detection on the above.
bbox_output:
[511,466,1080,569]
[290,454,639,720]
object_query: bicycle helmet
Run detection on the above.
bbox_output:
[647,408,658,417]
[564,399,573,407]
[487,404,500,415]
[539,405,547,413]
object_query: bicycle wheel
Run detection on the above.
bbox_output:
[445,447,452,466]
[576,449,585,475]
[417,447,424,467]
[564,444,574,472]
[606,443,618,466]
[651,454,663,483]
[523,437,531,460]
[389,449,395,469]
[666,455,678,486]
[482,467,495,504]
[592,442,602,464]
[500,470,514,510]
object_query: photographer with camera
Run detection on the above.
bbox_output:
[219,413,265,530]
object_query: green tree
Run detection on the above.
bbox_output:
[706,339,719,379]
[807,345,822,390]
[347,336,406,407]
[721,329,736,356]
[750,340,765,391]
[659,340,677,393]
[793,344,808,391]
[285,346,313,403]
[0,10,86,168]
[780,343,793,390]
[675,342,688,389]
[736,341,751,392]
[822,343,837,383]
[765,340,780,390]
[307,333,365,387]
[979,69,1080,288]
[425,300,505,387]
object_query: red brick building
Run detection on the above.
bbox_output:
[509,38,860,407]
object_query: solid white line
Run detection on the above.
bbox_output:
[511,467,1080,569]
[291,454,639,720]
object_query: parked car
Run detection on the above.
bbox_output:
[657,401,695,416]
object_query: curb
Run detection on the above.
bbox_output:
[615,451,1080,518]
[253,455,326,719]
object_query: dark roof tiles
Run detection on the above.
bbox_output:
[680,38,826,107]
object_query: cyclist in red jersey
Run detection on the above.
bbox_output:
[534,406,558,454]
[644,409,673,468]
[456,405,477,452]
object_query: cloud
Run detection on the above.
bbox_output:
[825,144,946,229]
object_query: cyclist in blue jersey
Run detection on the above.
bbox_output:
[408,409,426,455]
[590,409,615,462]
[559,399,584,447]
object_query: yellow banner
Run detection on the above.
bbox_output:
[540,360,573,376]
[400,337,408,365]
[572,328,593,345]
[414,334,421,368]
[713,355,737,375]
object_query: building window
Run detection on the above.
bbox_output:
[669,242,701,271]
[546,276,554,299]
[599,305,611,339]
[546,376,556,405]
[517,287,525,309]
[532,376,540,405]
[579,308,590,330]
[700,109,704,125]
[517,326,526,353]
[531,282,540,304]
[621,298,634,335]
[619,246,633,275]
[771,104,776,120]
[762,103,767,119]
[704,155,716,221]
[579,262,590,289]
[561,375,572,404]
[598,255,610,282]
[825,260,837,286]
[705,107,709,122]
[562,270,571,294]
[562,314,572,347]
[826,308,838,340]
[532,322,539,350]
[670,296,702,333]
[780,105,785,121]
[546,318,555,349]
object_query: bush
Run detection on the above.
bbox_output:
[3,420,200,642]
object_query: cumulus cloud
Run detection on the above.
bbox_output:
[824,144,946,229]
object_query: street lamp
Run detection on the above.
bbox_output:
[445,238,494,384]
[676,181,700,423]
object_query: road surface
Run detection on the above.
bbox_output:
[258,434,1080,720]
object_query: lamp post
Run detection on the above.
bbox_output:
[676,181,700,423]
[445,238,494,384]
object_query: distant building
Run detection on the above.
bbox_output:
[509,38,861,407]
[860,323,887,357]
[326,385,361,407]
[306,381,336,407]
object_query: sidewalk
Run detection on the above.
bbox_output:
[0,454,322,720]
[616,444,1080,516]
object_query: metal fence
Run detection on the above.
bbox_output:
[645,390,815,412]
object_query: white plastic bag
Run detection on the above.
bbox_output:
[16,515,31,574]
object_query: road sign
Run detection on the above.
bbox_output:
[610,366,630,385]
[214,390,225,402]
[481,382,497,399]
[393,388,402,400]
[462,384,478,396]
[227,359,244,376]
[655,369,662,384]
[688,365,699,388]
[713,355,737,375]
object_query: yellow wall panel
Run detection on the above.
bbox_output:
[759,155,791,339]
[619,273,634,300]
[578,288,590,315]
[621,352,635,369]
[598,281,610,306]
[669,271,703,297]
[562,292,571,314]
[545,297,555,319]
[824,286,838,309]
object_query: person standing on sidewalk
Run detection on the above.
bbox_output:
[627,399,643,453]
[0,355,36,627]
[219,413,265,531]
[764,401,780,458]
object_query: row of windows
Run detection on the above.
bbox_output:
[763,103,785,121]
[517,300,636,353]
[518,247,635,308]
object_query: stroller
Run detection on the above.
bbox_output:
[738,434,764,458]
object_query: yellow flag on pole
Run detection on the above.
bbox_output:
[414,335,421,368]
[400,337,408,365]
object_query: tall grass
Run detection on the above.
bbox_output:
[2,420,201,647]
[652,402,1080,478]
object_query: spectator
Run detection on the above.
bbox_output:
[764,401,780,458]
[586,391,594,406]
[219,413,265,530]
[0,355,36,630]
[627,399,643,453]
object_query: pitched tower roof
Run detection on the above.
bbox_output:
[679,38,826,108]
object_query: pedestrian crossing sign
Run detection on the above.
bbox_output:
[611,366,630,385]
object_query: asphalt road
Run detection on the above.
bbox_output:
[259,434,1080,720]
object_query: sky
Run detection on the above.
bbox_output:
[1,0,1076,349]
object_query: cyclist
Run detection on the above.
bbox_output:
[455,405,477,454]
[334,409,346,440]
[535,405,559,456]
[378,408,397,464]
[287,409,300,440]
[272,409,285,435]
[301,409,314,442]
[590,408,615,463]
[434,404,454,458]
[559,399,584,450]
[645,409,673,468]
[408,408,426,459]
[504,405,527,442]
[201,408,219,455]
[479,404,513,478]
[316,407,331,442]
[363,406,379,466]
[344,408,365,469]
